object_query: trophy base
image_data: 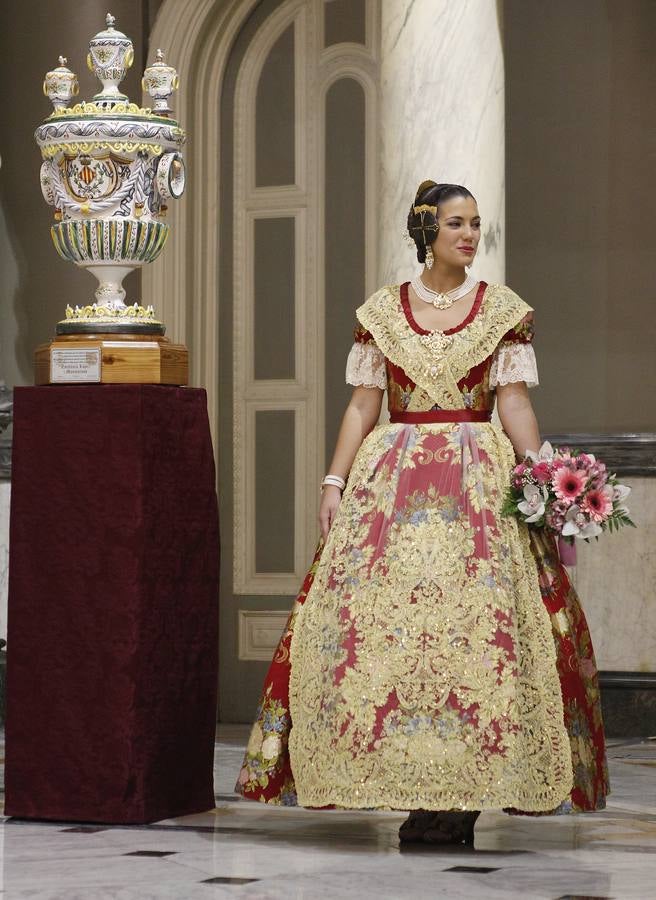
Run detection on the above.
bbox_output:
[56,321,166,336]
[35,333,188,386]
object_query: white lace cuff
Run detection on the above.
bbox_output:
[490,343,539,388]
[345,342,387,389]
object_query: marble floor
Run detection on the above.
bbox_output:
[0,728,654,899]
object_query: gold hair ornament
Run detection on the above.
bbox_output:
[409,203,439,247]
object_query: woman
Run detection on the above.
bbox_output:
[237,180,608,844]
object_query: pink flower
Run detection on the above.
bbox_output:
[580,488,613,522]
[512,462,527,488]
[576,453,596,471]
[553,466,587,504]
[532,461,551,484]
[579,658,597,678]
[546,499,568,530]
[590,461,607,480]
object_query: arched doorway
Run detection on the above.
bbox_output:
[147,0,379,718]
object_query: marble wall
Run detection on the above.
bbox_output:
[378,0,505,287]
[0,483,9,641]
[572,476,655,673]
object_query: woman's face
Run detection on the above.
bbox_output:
[430,195,481,267]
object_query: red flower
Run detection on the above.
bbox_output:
[532,461,551,484]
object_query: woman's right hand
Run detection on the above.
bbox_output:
[319,485,342,542]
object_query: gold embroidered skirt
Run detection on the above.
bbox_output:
[287,422,573,811]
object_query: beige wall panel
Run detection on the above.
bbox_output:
[255,409,296,573]
[254,217,296,380]
[324,0,366,46]
[238,609,290,660]
[573,476,655,672]
[505,0,656,432]
[256,24,296,186]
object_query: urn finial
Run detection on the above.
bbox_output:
[43,57,79,111]
[142,48,180,116]
[87,13,134,108]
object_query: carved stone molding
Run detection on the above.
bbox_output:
[238,609,289,661]
[543,432,656,477]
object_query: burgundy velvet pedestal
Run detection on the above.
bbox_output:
[5,385,219,824]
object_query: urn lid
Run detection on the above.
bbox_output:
[144,48,174,72]
[48,55,75,76]
[90,12,130,45]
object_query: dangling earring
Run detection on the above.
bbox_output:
[425,246,434,270]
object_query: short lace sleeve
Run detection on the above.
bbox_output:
[345,324,387,389]
[490,312,539,388]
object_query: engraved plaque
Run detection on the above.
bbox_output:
[50,347,101,383]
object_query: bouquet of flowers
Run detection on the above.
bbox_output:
[503,442,635,563]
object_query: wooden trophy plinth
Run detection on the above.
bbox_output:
[35,333,188,386]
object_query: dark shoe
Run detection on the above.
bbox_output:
[422,811,480,845]
[398,809,437,843]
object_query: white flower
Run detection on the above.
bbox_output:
[561,505,602,539]
[518,483,547,523]
[612,483,631,503]
[525,441,554,463]
[261,734,282,760]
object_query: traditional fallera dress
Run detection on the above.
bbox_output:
[237,281,609,814]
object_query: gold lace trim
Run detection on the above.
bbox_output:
[356,284,532,409]
[288,422,572,810]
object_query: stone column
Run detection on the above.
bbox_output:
[378,0,505,287]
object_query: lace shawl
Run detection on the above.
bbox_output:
[356,283,533,410]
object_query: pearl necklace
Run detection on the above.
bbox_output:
[410,272,478,310]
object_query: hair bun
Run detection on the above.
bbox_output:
[415,179,438,201]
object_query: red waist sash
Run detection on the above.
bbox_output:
[389,409,492,424]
